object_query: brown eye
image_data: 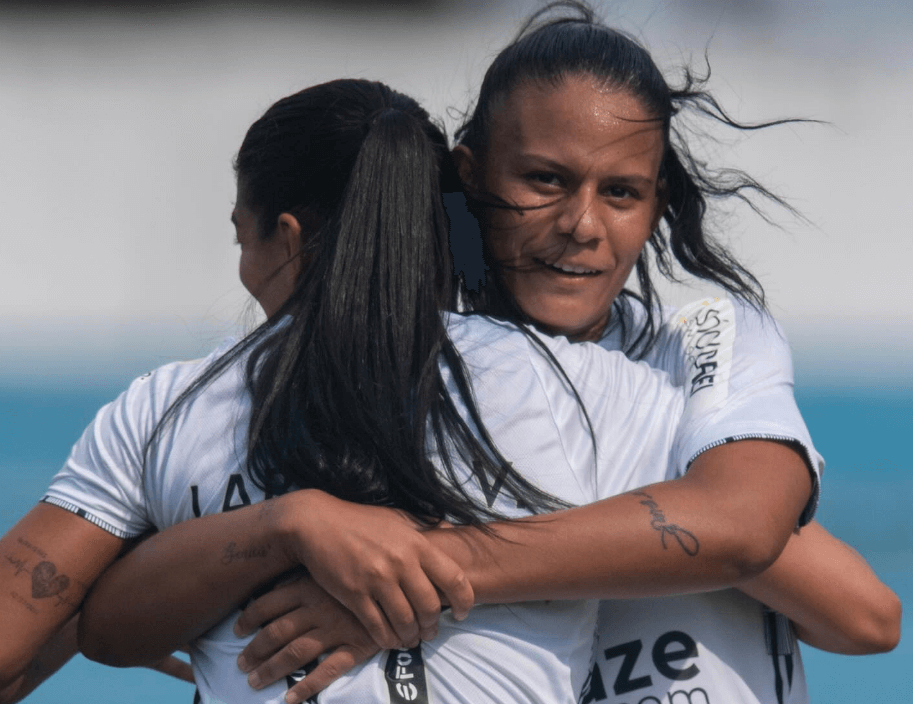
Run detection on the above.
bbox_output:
[608,186,631,198]
[528,172,561,187]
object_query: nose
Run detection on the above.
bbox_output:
[556,186,605,245]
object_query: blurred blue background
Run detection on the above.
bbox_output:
[1,0,910,701]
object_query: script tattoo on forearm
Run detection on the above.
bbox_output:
[221,541,271,565]
[632,491,700,556]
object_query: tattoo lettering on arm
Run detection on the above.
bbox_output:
[632,491,700,556]
[221,542,271,565]
[5,539,82,612]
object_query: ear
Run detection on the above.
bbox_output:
[276,213,303,260]
[452,145,479,192]
[274,212,305,283]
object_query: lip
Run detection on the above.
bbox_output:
[535,258,601,277]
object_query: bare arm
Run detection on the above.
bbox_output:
[81,438,810,671]
[426,440,810,602]
[741,520,901,654]
[0,503,124,701]
[79,492,474,666]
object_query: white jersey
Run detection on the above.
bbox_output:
[583,297,824,704]
[45,313,692,704]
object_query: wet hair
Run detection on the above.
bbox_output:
[146,79,569,525]
[457,0,801,356]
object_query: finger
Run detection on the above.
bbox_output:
[283,646,375,704]
[346,595,400,651]
[236,584,301,637]
[398,570,443,637]
[149,654,195,683]
[420,550,474,621]
[245,633,324,690]
[373,582,421,647]
[239,609,317,673]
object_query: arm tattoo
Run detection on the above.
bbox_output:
[5,538,80,610]
[632,491,700,556]
[221,541,271,565]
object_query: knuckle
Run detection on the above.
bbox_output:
[262,618,294,645]
[284,640,315,668]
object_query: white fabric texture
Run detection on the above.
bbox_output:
[45,313,688,704]
[586,296,822,704]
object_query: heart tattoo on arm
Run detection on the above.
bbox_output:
[31,561,71,600]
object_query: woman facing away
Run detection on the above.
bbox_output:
[77,4,896,703]
[2,78,696,704]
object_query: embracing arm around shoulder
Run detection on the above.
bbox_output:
[0,503,124,702]
[427,438,812,602]
[78,490,474,667]
[740,520,901,654]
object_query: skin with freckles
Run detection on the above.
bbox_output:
[454,75,666,342]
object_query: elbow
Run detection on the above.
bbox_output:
[77,609,130,668]
[854,591,902,654]
[725,530,787,583]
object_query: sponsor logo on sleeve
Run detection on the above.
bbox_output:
[673,299,735,420]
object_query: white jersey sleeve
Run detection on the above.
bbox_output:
[590,297,819,704]
[41,342,235,539]
[604,296,823,526]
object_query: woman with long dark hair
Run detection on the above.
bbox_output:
[2,77,690,703]
[79,5,900,704]
[64,7,896,704]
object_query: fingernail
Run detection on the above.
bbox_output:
[421,627,438,641]
[285,692,300,704]
[248,671,261,689]
[237,655,250,673]
[234,622,244,636]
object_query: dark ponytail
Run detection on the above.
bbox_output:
[148,79,568,524]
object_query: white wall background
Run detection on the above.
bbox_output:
[1,0,911,385]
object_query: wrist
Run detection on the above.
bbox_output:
[265,489,321,572]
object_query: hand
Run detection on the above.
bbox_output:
[147,650,194,683]
[276,491,473,649]
[234,575,380,704]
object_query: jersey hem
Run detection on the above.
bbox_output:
[40,496,140,539]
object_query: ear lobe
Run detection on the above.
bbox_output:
[451,145,478,192]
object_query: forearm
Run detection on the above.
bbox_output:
[739,521,901,654]
[79,497,297,667]
[0,615,78,704]
[427,440,812,603]
[0,504,124,693]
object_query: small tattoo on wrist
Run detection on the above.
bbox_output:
[221,542,271,565]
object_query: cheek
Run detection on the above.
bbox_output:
[485,210,553,263]
[238,251,259,296]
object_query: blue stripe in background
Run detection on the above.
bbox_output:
[1,381,910,702]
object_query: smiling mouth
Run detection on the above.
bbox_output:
[536,259,601,276]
